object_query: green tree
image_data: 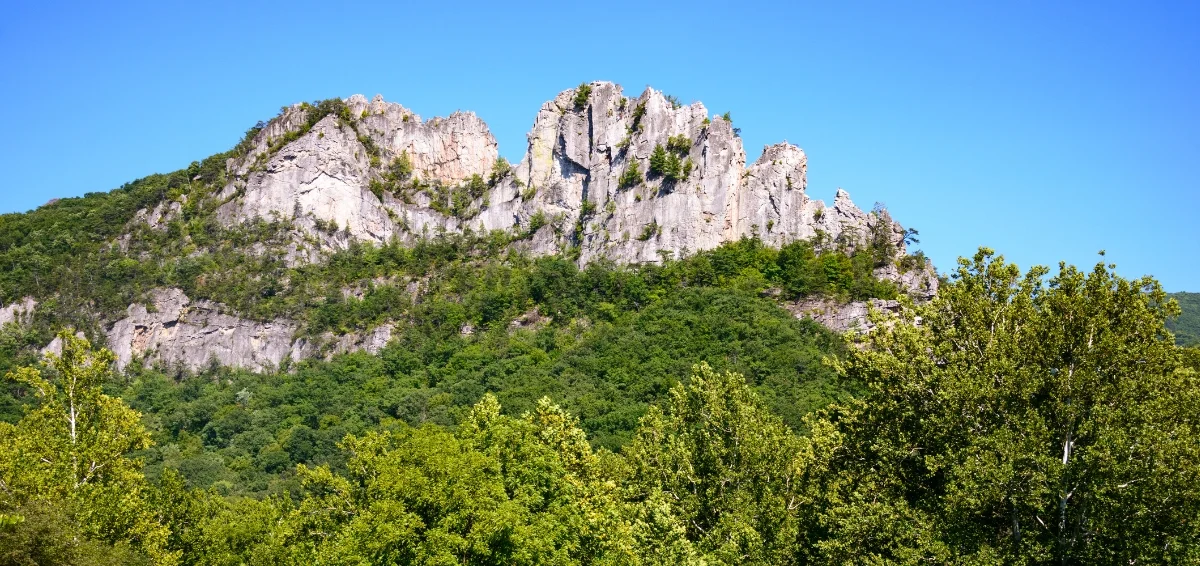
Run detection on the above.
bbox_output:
[239,395,637,565]
[619,161,642,189]
[0,331,174,565]
[624,363,804,565]
[803,249,1200,564]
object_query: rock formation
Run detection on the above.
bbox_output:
[0,298,36,327]
[211,82,923,268]
[106,288,298,372]
[104,288,395,372]
[106,82,939,371]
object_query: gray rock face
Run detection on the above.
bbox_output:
[106,288,297,372]
[104,288,398,372]
[216,95,498,246]
[786,297,905,335]
[132,197,184,231]
[206,82,919,268]
[290,323,395,362]
[0,298,36,326]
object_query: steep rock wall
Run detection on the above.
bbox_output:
[104,288,395,372]
[210,82,918,268]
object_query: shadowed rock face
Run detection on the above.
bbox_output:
[212,82,916,266]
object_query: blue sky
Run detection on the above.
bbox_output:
[1,1,1197,290]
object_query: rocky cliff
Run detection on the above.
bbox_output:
[103,288,393,372]
[99,82,935,371]
[211,82,918,269]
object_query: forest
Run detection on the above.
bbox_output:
[1,246,1198,564]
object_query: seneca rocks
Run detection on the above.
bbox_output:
[213,83,924,269]
[104,82,937,371]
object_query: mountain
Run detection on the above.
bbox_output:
[1168,291,1200,346]
[3,84,1197,564]
[221,83,903,263]
[0,82,935,373]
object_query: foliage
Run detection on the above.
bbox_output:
[0,332,173,564]
[115,277,850,495]
[1167,291,1200,346]
[573,82,592,109]
[0,500,152,565]
[636,221,659,241]
[720,112,741,136]
[2,243,1197,563]
[868,202,897,266]
[422,174,489,219]
[373,150,416,202]
[648,145,685,183]
[488,157,511,186]
[619,161,642,189]
[625,363,804,564]
[629,101,647,132]
[800,249,1200,563]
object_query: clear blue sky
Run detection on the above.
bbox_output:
[2,1,1197,290]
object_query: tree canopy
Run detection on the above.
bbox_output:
[3,250,1198,564]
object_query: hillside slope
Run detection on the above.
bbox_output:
[1168,291,1200,346]
[0,82,935,372]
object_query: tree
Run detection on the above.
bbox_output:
[624,363,804,565]
[648,144,683,182]
[236,395,636,565]
[803,249,1200,564]
[0,331,174,565]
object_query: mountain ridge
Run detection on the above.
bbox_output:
[0,82,936,372]
[211,82,931,276]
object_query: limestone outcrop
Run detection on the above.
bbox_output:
[209,82,924,271]
[786,297,905,335]
[108,82,940,369]
[103,288,398,372]
[106,288,297,372]
[0,298,36,326]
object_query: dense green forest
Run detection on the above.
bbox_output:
[1168,291,1200,346]
[2,250,1197,564]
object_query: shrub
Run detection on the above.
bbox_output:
[629,101,647,132]
[637,221,659,241]
[389,151,413,182]
[526,211,547,235]
[574,83,592,109]
[649,145,684,182]
[618,162,642,189]
[489,157,511,186]
[369,180,386,202]
[666,134,691,156]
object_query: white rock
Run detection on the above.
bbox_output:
[215,82,916,270]
[787,297,904,334]
[106,288,298,372]
[0,297,36,326]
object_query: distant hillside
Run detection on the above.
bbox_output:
[1168,292,1200,346]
